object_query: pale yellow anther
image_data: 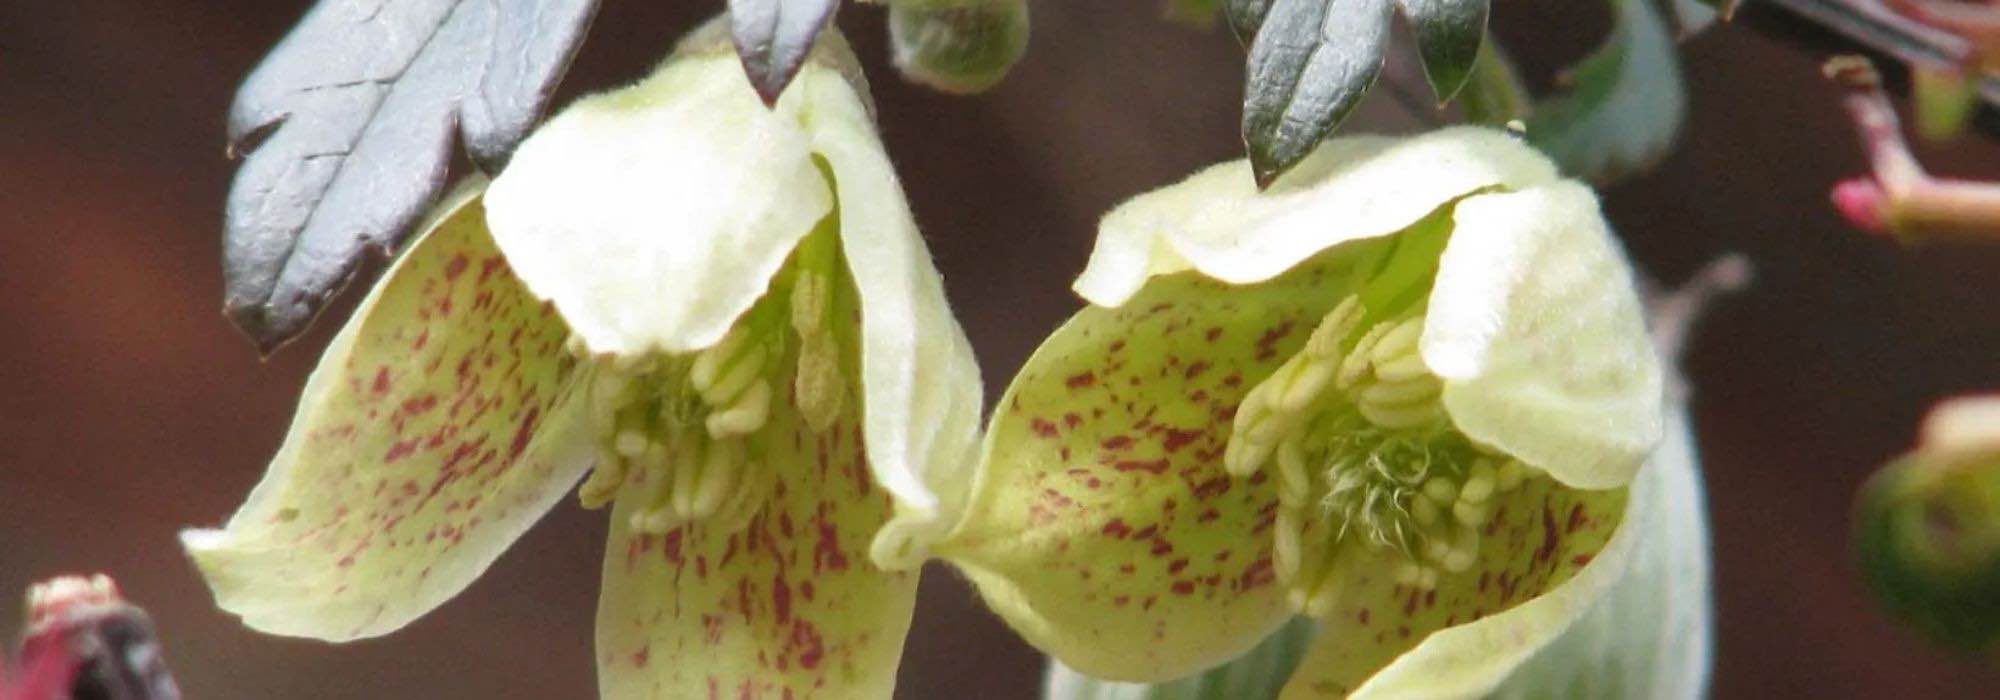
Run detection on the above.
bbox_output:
[1422,476,1459,504]
[1223,437,1275,478]
[1496,459,1526,491]
[1301,567,1346,618]
[794,339,845,433]
[1274,508,1303,581]
[564,333,591,358]
[1305,296,1363,360]
[578,457,628,510]
[1460,460,1497,503]
[614,431,650,458]
[1417,566,1439,590]
[1279,360,1338,413]
[1424,535,1454,563]
[1368,316,1424,366]
[706,380,773,438]
[1358,398,1442,429]
[1337,323,1390,390]
[698,344,767,406]
[1371,353,1432,383]
[1359,373,1442,406]
[1394,561,1424,586]
[1442,527,1481,573]
[687,443,744,520]
[1412,494,1441,526]
[1276,437,1312,503]
[689,328,751,389]
[1452,498,1491,527]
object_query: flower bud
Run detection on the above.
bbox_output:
[1857,396,2000,651]
[889,0,1030,94]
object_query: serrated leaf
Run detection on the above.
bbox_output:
[1399,0,1488,103]
[728,0,840,105]
[1224,0,1275,43]
[1525,0,1685,183]
[222,0,599,352]
[1241,0,1393,188]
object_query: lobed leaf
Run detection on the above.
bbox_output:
[223,0,599,352]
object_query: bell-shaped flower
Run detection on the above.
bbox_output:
[934,127,1664,697]
[180,23,981,699]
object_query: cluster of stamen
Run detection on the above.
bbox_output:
[574,239,849,536]
[1227,295,1535,616]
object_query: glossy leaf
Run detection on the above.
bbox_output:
[729,0,840,105]
[223,0,599,352]
[1524,0,1685,183]
[1399,0,1488,103]
[1241,0,1394,188]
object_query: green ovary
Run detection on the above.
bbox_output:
[575,224,852,536]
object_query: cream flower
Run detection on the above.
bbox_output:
[180,24,981,699]
[934,127,1663,697]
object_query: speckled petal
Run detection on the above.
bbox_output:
[800,70,985,560]
[483,51,833,358]
[181,181,594,641]
[1276,478,1629,699]
[595,382,917,699]
[939,254,1362,681]
[1420,182,1662,490]
[1074,127,1559,309]
[1489,406,1710,699]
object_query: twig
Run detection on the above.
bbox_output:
[1826,56,2000,241]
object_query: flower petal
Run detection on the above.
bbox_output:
[595,379,918,699]
[940,254,1362,681]
[1487,406,1711,699]
[484,51,834,357]
[1276,479,1631,699]
[181,181,594,641]
[1074,127,1559,308]
[799,70,986,560]
[1043,617,1319,700]
[1422,182,1663,489]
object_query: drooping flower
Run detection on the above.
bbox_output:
[180,23,982,699]
[934,127,1664,697]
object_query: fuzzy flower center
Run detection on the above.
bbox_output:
[1224,218,1539,616]
[574,229,849,536]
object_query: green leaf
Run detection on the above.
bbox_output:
[222,0,600,352]
[1398,0,1488,103]
[1241,0,1394,188]
[1524,0,1686,183]
[729,0,840,105]
[1042,618,1318,700]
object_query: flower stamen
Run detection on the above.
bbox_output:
[1229,292,1539,612]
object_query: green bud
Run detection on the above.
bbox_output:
[1857,396,2000,651]
[889,0,1030,95]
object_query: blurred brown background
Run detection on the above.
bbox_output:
[4,1,2000,697]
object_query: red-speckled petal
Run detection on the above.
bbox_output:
[1277,481,1629,699]
[181,180,594,641]
[940,252,1364,682]
[595,381,916,699]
